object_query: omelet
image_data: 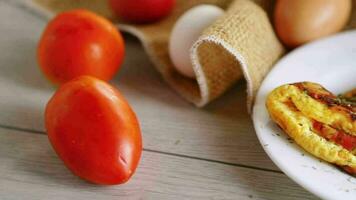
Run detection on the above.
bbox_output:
[340,88,356,105]
[266,82,356,175]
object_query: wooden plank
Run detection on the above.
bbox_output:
[0,0,277,171]
[0,127,317,200]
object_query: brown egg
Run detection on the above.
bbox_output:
[274,0,352,48]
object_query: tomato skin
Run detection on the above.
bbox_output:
[109,0,175,23]
[45,76,142,185]
[38,9,125,84]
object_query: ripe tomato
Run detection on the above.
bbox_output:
[109,0,176,23]
[38,9,125,84]
[45,76,142,185]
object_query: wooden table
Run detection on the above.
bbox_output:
[0,1,318,199]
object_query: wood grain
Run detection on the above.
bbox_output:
[0,127,317,200]
[0,0,278,171]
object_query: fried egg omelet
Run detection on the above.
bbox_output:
[266,82,356,175]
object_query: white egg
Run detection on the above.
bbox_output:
[169,5,224,78]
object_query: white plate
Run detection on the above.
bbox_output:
[253,31,356,200]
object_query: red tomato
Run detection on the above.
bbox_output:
[45,76,142,185]
[109,0,175,23]
[38,9,125,84]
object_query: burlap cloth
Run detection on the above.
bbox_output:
[28,0,356,111]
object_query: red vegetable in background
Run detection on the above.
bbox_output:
[38,9,125,84]
[109,0,176,23]
[45,76,142,185]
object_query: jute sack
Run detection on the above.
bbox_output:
[28,0,285,111]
